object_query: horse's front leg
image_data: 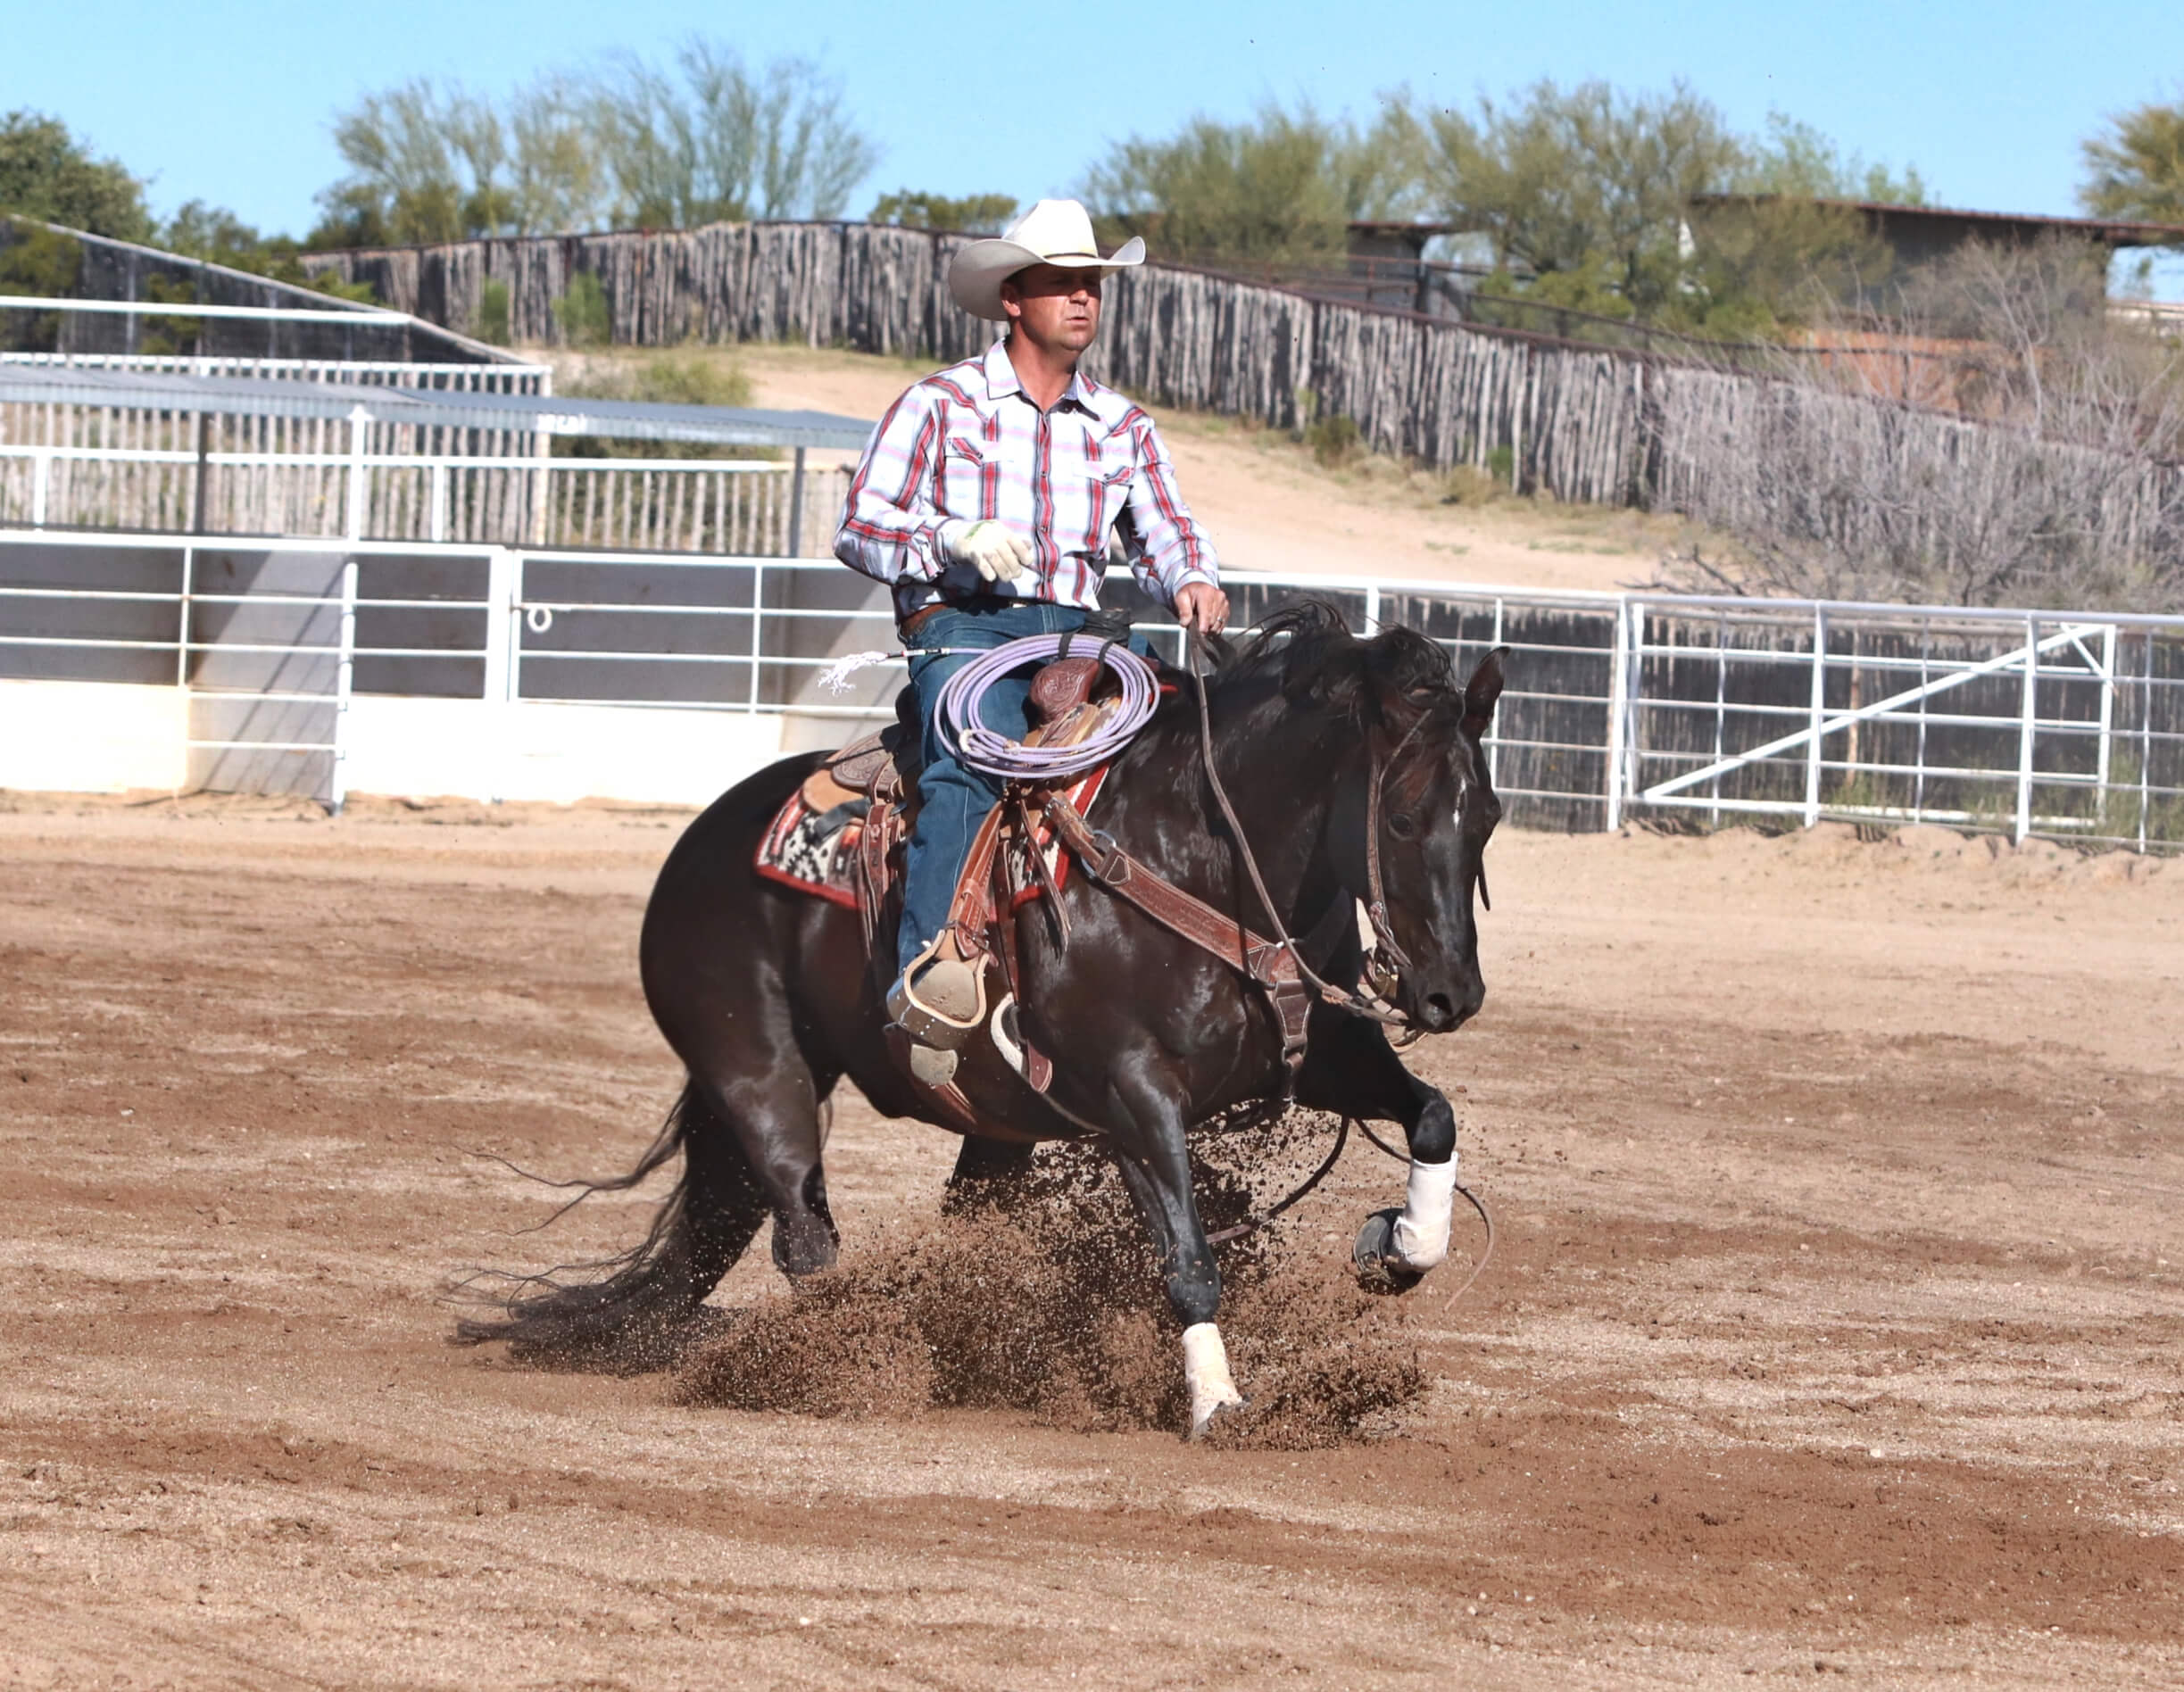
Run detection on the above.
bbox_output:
[1296,1008,1459,1290]
[1102,1065,1241,1439]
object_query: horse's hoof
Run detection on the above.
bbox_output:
[1187,1395,1251,1443]
[1353,1210,1424,1295]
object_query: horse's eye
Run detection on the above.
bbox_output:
[1388,812,1416,839]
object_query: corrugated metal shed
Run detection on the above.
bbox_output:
[0,362,875,451]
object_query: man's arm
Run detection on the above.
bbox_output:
[833,388,951,586]
[1121,412,1226,630]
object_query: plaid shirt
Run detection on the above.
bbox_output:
[834,340,1220,619]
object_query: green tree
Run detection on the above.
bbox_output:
[313,44,877,247]
[1679,115,1921,332]
[0,110,152,240]
[1081,101,1411,265]
[318,79,518,245]
[593,41,878,226]
[1740,112,1927,205]
[2080,95,2184,224]
[868,190,1018,233]
[1391,79,1745,319]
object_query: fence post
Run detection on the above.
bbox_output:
[344,406,369,543]
[31,450,49,527]
[2095,622,2117,827]
[191,412,211,535]
[429,462,448,543]
[526,429,550,550]
[330,555,359,815]
[748,559,765,712]
[787,448,807,557]
[1605,597,1632,831]
[1804,606,1828,827]
[1361,583,1382,635]
[483,548,519,803]
[176,545,194,689]
[1486,595,1505,789]
[2015,614,2038,844]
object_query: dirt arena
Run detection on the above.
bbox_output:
[3,793,2180,1688]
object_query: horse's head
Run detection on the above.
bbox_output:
[1352,637,1507,1035]
[1230,604,1507,1036]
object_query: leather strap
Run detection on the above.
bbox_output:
[1039,792,1313,1079]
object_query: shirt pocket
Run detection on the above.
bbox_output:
[940,435,992,518]
[1089,464,1138,543]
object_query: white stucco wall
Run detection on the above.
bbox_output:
[0,680,796,807]
[0,679,189,792]
[343,695,790,805]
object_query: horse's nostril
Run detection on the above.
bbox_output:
[1424,991,1457,1025]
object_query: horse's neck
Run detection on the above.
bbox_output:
[1139,692,1358,941]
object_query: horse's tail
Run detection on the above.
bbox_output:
[452,1080,769,1372]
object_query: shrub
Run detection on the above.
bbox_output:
[473,278,511,345]
[553,271,610,348]
[1303,410,1362,468]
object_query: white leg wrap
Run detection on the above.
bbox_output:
[1182,1322,1243,1432]
[1390,1156,1457,1273]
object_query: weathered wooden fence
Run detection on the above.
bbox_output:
[306,223,2184,574]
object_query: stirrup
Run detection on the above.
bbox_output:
[885,938,987,1054]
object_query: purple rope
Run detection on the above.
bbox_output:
[936,634,1159,781]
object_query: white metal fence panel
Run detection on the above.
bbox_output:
[0,443,846,557]
[2,526,2180,846]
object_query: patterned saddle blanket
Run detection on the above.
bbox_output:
[754,755,1111,916]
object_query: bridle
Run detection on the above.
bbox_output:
[1184,627,1486,1045]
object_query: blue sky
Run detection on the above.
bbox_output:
[7,0,2182,289]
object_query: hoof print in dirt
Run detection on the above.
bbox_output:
[1352,1211,1424,1296]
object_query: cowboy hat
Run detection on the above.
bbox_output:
[947,199,1146,322]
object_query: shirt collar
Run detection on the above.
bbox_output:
[983,338,1107,415]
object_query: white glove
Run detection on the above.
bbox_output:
[942,519,1033,585]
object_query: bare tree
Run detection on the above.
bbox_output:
[1661,237,2184,610]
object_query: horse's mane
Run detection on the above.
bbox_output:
[1204,599,1464,729]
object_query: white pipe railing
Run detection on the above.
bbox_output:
[1,527,2179,844]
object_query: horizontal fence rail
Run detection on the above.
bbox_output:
[2,525,2179,845]
[0,443,845,556]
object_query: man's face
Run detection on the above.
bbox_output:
[1001,264,1102,354]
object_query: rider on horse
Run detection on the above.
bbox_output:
[833,198,1231,1084]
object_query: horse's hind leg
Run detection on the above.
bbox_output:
[678,1032,841,1280]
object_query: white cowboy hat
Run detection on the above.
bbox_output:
[947,199,1146,322]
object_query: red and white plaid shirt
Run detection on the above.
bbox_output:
[834,340,1220,619]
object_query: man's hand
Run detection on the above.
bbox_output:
[943,519,1034,585]
[1174,581,1229,634]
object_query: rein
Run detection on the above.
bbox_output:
[1181,626,1415,1041]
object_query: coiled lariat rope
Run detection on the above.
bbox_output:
[936,634,1159,781]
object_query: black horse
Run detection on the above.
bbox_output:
[461,603,1506,1435]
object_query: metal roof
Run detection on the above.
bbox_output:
[0,361,876,451]
[1687,195,2184,249]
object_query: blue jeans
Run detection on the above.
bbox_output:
[896,600,1093,974]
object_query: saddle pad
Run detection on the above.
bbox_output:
[753,765,1111,914]
[754,791,868,909]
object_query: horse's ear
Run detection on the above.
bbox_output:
[1463,647,1508,735]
